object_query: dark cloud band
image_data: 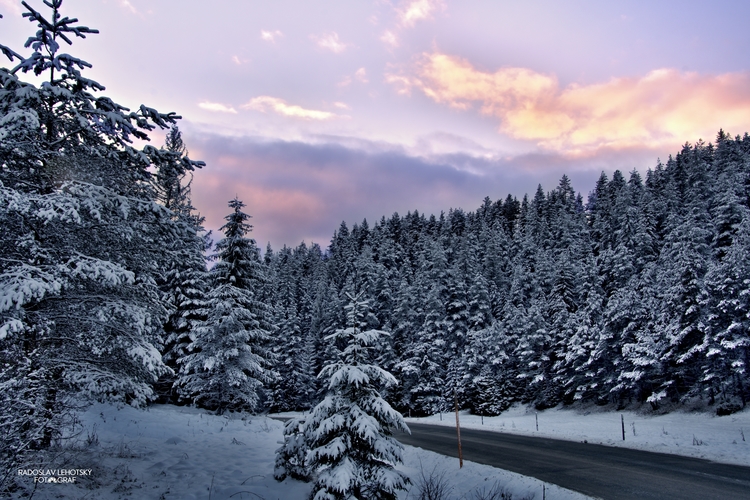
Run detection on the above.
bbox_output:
[187,132,663,250]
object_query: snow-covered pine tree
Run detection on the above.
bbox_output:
[155,126,190,210]
[702,194,750,410]
[268,247,315,412]
[305,292,410,500]
[177,198,276,414]
[653,208,712,403]
[389,276,423,413]
[595,171,658,404]
[395,279,447,415]
[558,255,605,404]
[275,416,313,482]
[443,248,471,403]
[0,0,202,484]
[154,125,210,403]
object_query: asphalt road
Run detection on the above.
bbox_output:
[397,422,750,500]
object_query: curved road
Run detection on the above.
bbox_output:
[398,423,750,500]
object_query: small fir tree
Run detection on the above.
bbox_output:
[304,292,410,500]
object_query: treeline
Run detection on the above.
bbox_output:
[261,132,750,416]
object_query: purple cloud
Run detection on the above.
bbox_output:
[186,132,665,251]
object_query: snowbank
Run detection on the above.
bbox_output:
[406,404,750,466]
[11,403,592,499]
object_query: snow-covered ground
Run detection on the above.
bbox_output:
[406,404,750,466]
[11,403,591,499]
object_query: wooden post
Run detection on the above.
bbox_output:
[621,414,625,441]
[454,389,463,468]
[535,412,538,431]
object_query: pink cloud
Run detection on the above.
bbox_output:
[260,30,283,43]
[0,0,22,15]
[355,67,368,83]
[120,0,138,15]
[198,101,238,114]
[242,96,337,120]
[397,0,445,27]
[380,30,399,48]
[310,32,350,54]
[192,175,328,249]
[339,68,368,87]
[387,52,750,153]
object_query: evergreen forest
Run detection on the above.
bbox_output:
[260,132,750,417]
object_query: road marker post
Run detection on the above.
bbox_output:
[454,389,463,468]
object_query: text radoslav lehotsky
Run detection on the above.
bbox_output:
[17,469,93,484]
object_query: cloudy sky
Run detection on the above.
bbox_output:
[2,0,750,250]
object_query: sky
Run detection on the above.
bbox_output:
[2,0,750,250]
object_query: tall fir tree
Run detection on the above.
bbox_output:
[177,198,276,413]
[0,0,202,483]
[154,125,210,403]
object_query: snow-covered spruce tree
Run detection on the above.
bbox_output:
[153,126,211,403]
[395,280,446,415]
[275,415,313,482]
[267,245,317,412]
[0,0,202,486]
[304,292,410,500]
[177,198,276,414]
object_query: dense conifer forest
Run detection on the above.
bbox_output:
[1,1,749,491]
[260,132,750,417]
